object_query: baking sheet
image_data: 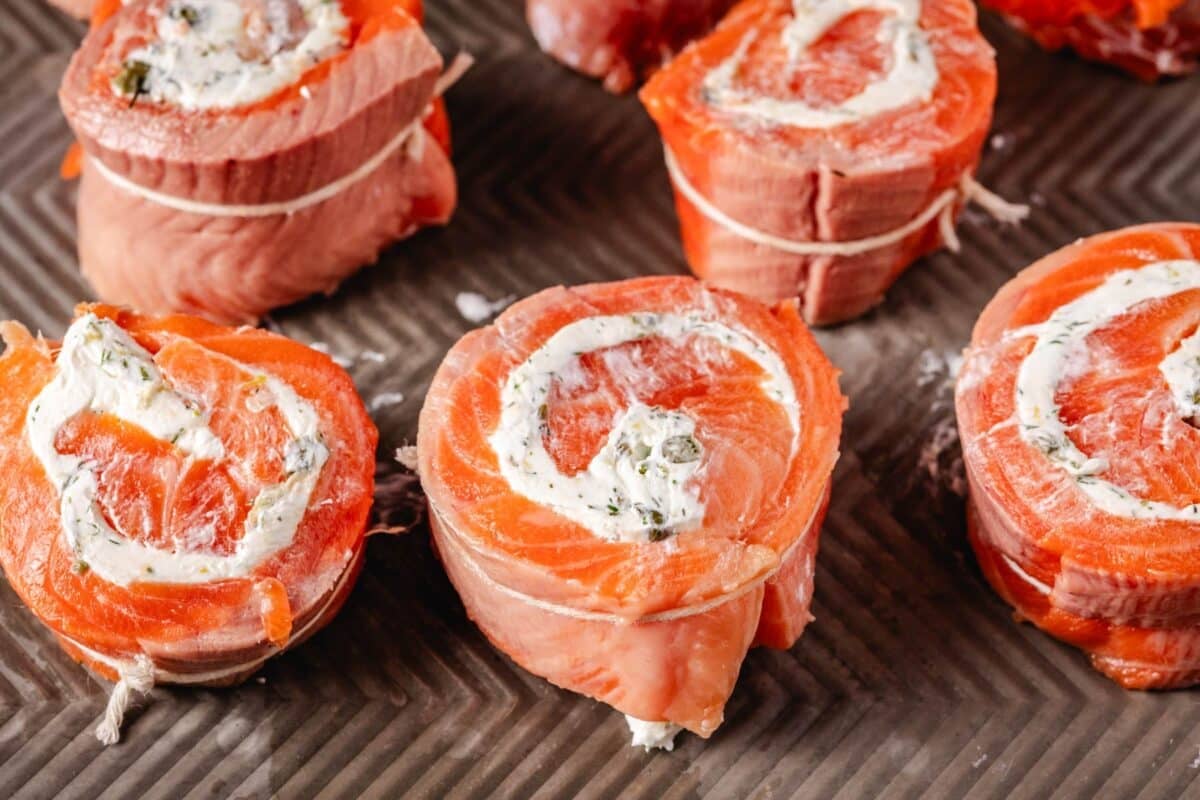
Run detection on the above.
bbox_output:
[2,0,1200,797]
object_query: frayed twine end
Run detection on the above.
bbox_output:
[95,654,155,745]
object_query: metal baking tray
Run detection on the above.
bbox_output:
[2,0,1199,796]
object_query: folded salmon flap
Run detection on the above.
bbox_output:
[957,223,1200,689]
[419,276,845,738]
[0,303,377,737]
[640,0,1004,325]
[58,0,457,323]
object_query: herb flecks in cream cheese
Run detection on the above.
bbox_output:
[489,310,799,544]
[114,0,349,110]
[703,0,937,128]
[1013,259,1200,520]
[26,313,329,585]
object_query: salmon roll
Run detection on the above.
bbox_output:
[527,0,736,92]
[640,0,1028,327]
[418,276,846,749]
[982,0,1200,81]
[0,304,377,742]
[957,223,1200,689]
[58,0,458,324]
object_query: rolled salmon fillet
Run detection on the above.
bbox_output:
[58,0,458,324]
[981,0,1200,81]
[641,0,1028,327]
[417,276,846,749]
[0,304,377,742]
[957,223,1200,689]
[526,0,736,92]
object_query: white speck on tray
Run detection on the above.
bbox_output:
[456,291,515,323]
[369,391,406,413]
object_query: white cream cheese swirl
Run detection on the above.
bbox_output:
[26,313,329,585]
[489,311,799,544]
[115,0,349,110]
[1014,259,1200,520]
[702,0,937,128]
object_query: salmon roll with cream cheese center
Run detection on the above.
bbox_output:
[641,0,1026,326]
[0,304,377,742]
[957,223,1200,688]
[418,276,845,749]
[59,0,457,323]
[981,0,1200,81]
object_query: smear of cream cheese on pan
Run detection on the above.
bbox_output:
[1013,259,1200,520]
[490,311,799,544]
[115,0,348,110]
[26,313,328,585]
[702,0,937,128]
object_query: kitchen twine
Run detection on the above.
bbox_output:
[427,488,825,625]
[88,53,474,218]
[86,551,359,745]
[662,146,1030,258]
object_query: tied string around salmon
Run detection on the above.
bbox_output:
[84,53,473,219]
[662,146,1030,258]
[426,485,826,625]
[83,550,360,745]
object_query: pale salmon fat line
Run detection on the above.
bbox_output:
[111,0,349,110]
[1001,259,1200,519]
[491,311,800,544]
[27,313,328,585]
[662,0,1028,259]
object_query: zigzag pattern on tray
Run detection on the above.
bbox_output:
[2,0,1200,797]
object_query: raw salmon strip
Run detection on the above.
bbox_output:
[527,0,736,92]
[0,304,377,741]
[982,0,1200,80]
[641,0,1024,326]
[957,223,1200,688]
[59,0,457,324]
[417,276,845,748]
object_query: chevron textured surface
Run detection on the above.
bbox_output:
[1,1,1199,797]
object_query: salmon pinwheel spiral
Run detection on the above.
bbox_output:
[526,0,736,92]
[418,276,845,749]
[0,305,377,743]
[957,223,1200,689]
[58,0,458,324]
[641,0,1027,326]
[981,0,1200,81]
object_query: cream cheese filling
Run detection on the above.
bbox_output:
[1013,259,1200,520]
[702,0,937,128]
[26,314,329,585]
[489,310,799,543]
[115,0,349,110]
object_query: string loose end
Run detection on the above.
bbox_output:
[95,654,156,746]
[961,175,1030,225]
